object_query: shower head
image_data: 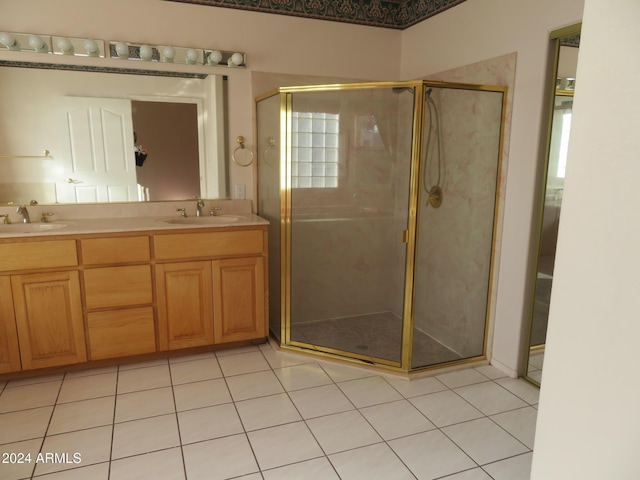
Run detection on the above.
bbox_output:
[426,88,433,96]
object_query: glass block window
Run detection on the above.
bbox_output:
[291,112,339,188]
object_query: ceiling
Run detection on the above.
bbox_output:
[165,0,469,30]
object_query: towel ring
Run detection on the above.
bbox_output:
[232,136,254,167]
[263,137,276,166]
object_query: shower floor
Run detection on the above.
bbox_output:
[291,311,462,367]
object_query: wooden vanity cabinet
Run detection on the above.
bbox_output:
[0,240,86,371]
[0,276,21,373]
[81,236,156,360]
[213,257,266,343]
[0,224,268,376]
[11,271,86,370]
[154,227,268,349]
[155,261,214,350]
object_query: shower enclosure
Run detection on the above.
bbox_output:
[256,81,506,372]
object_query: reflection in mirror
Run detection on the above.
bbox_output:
[0,64,227,204]
[525,27,580,386]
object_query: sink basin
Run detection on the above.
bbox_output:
[0,222,69,234]
[161,215,244,225]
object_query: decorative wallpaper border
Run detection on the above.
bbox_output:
[164,0,468,29]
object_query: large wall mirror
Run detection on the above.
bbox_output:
[524,24,580,386]
[0,63,228,204]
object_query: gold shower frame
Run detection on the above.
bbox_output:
[257,79,508,374]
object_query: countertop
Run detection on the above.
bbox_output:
[0,213,269,239]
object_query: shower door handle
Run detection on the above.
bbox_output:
[402,229,409,243]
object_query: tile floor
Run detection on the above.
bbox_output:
[0,342,540,480]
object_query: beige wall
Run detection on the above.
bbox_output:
[401,0,584,375]
[0,0,587,376]
[531,0,640,477]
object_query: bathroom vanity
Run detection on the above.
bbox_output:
[0,205,268,376]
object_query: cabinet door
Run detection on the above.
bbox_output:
[12,271,86,370]
[213,257,266,344]
[156,261,214,350]
[0,276,21,373]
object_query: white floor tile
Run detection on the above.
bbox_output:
[116,365,172,394]
[115,387,175,423]
[0,346,542,480]
[288,384,354,419]
[109,447,185,480]
[330,442,415,480]
[178,403,244,444]
[482,452,533,480]
[111,414,180,460]
[48,396,115,435]
[306,410,382,455]
[454,381,527,416]
[262,457,340,480]
[320,362,376,383]
[436,369,490,389]
[215,345,260,356]
[360,399,436,440]
[57,372,117,404]
[384,374,448,398]
[490,406,538,449]
[236,393,302,431]
[0,381,61,413]
[248,421,324,470]
[173,378,232,412]
[410,390,483,427]
[0,438,41,480]
[337,376,403,408]
[389,429,476,479]
[34,425,112,476]
[495,377,540,405]
[32,462,109,479]
[474,365,509,380]
[217,351,270,377]
[442,418,529,465]
[169,356,222,385]
[274,363,333,391]
[261,346,315,369]
[0,406,52,444]
[118,358,168,371]
[183,434,259,480]
[5,373,64,388]
[442,468,493,480]
[168,351,217,364]
[226,370,284,401]
[64,366,117,379]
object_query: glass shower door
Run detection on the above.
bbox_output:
[285,85,415,365]
[411,85,505,369]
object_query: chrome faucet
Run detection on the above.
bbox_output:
[196,199,205,217]
[16,205,30,223]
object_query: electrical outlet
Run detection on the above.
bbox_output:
[234,184,245,199]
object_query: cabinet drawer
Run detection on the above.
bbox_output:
[81,236,150,265]
[0,240,77,272]
[88,306,156,360]
[154,229,264,260]
[84,265,152,309]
